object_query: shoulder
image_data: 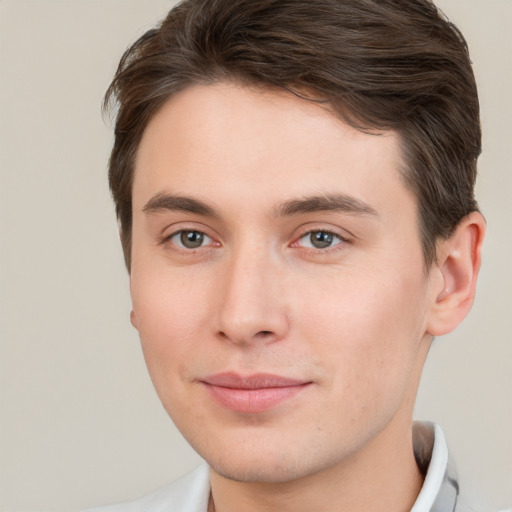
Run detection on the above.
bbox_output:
[83,464,210,512]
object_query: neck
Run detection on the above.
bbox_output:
[209,418,424,512]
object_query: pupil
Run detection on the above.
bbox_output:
[311,231,333,248]
[181,231,203,248]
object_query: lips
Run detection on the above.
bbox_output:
[201,372,312,413]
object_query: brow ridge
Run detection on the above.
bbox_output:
[276,194,379,217]
[142,192,378,220]
[143,193,218,217]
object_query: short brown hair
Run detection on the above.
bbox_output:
[104,0,480,270]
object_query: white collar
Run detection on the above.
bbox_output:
[411,421,462,512]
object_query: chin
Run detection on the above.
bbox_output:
[195,432,344,484]
[209,456,310,484]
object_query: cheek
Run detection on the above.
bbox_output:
[130,269,213,388]
[297,269,428,404]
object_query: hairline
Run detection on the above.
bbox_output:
[118,77,442,273]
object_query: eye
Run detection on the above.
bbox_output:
[169,230,213,249]
[296,230,345,249]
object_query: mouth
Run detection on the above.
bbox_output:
[200,372,313,413]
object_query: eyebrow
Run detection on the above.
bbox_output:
[275,194,379,218]
[143,193,218,217]
[142,192,378,219]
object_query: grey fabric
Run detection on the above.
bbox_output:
[431,461,459,512]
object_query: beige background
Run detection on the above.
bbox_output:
[0,1,510,511]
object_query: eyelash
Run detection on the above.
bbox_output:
[160,229,218,252]
[160,228,350,254]
[293,229,349,251]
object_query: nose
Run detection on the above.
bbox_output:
[214,245,289,346]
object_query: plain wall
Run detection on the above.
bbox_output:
[0,1,510,510]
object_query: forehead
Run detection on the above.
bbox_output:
[133,82,414,223]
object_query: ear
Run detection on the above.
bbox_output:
[426,211,486,337]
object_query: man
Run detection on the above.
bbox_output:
[89,0,490,510]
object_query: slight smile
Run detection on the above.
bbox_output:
[201,373,313,413]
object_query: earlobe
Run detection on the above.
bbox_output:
[426,211,486,337]
[130,310,138,330]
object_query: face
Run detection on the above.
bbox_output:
[130,82,438,483]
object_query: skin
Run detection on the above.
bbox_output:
[129,82,485,512]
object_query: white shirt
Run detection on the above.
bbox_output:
[83,422,501,512]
